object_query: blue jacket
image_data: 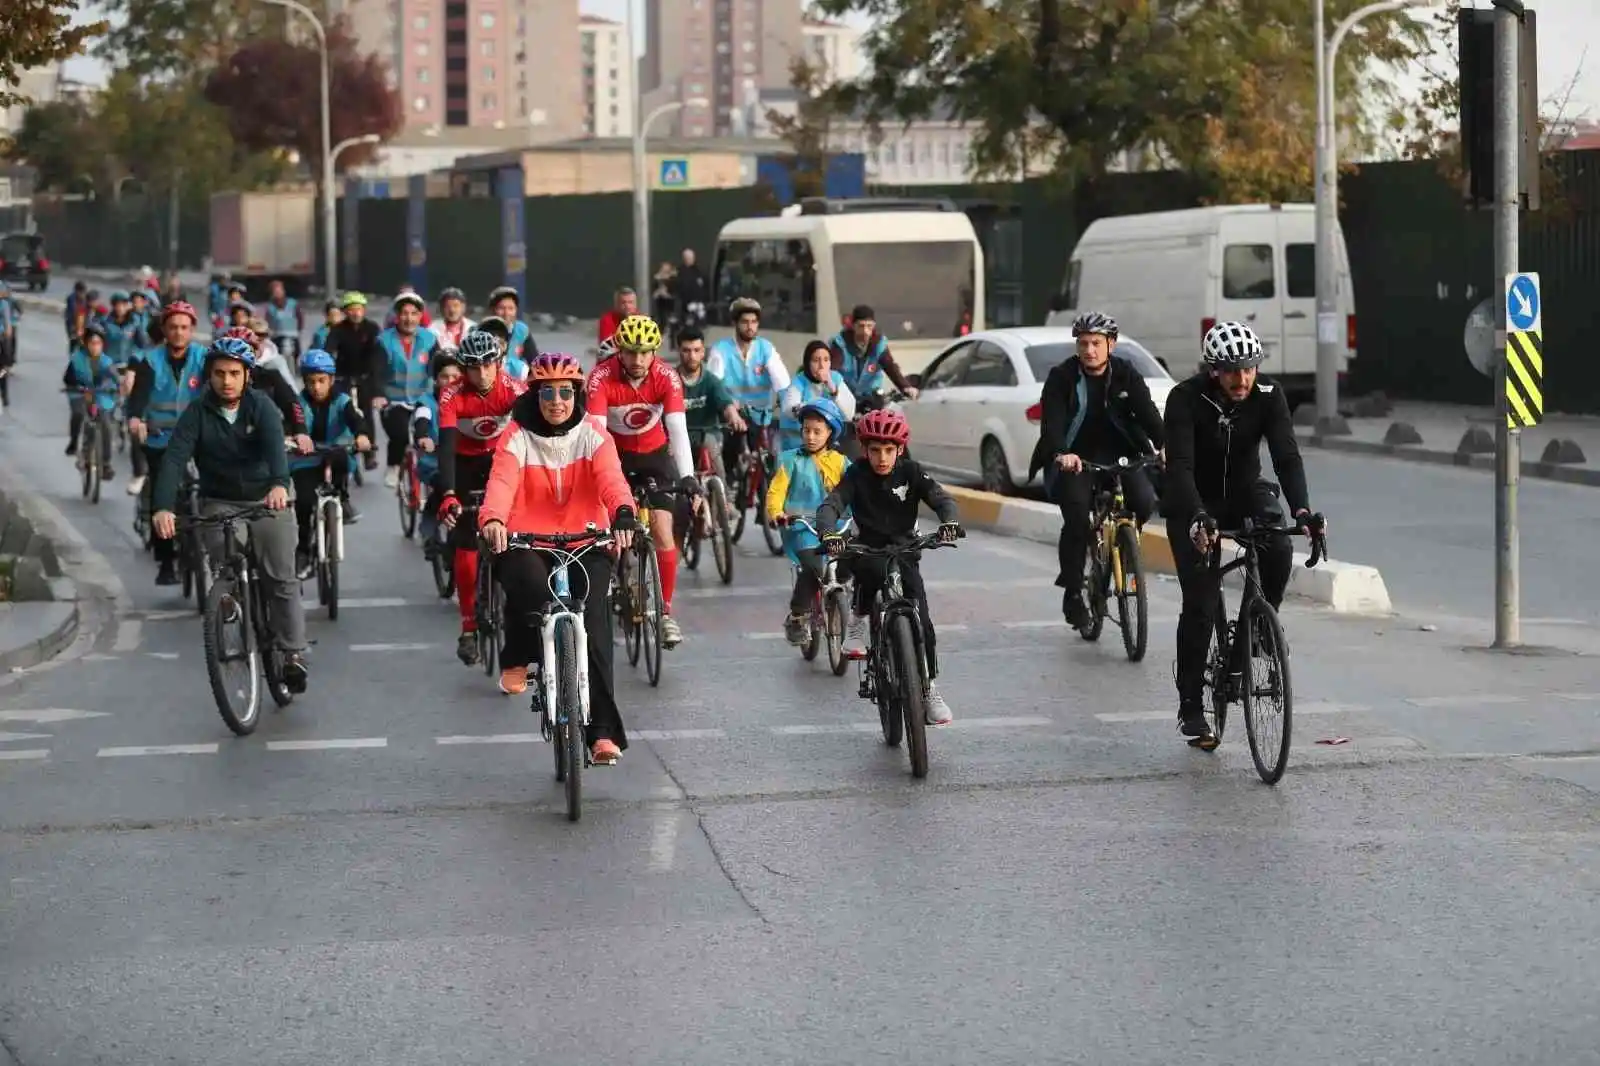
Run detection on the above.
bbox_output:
[64,347,121,409]
[412,392,441,483]
[378,327,438,403]
[710,335,781,425]
[765,447,850,564]
[289,390,359,472]
[264,298,299,336]
[829,330,889,396]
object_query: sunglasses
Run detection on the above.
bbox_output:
[538,384,577,401]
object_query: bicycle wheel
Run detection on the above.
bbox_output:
[681,501,701,572]
[80,429,98,501]
[890,614,929,778]
[557,617,583,821]
[642,547,664,687]
[321,505,340,621]
[1114,525,1148,662]
[707,478,734,585]
[623,545,644,667]
[759,466,783,556]
[800,595,821,662]
[1204,597,1232,747]
[1242,599,1294,785]
[730,461,751,543]
[876,638,903,749]
[432,545,454,598]
[825,589,849,677]
[1079,535,1106,642]
[202,577,261,735]
[256,577,294,709]
[479,563,500,677]
[396,471,417,539]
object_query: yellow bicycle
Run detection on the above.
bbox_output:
[1077,456,1161,661]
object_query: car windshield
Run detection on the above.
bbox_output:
[832,241,975,341]
[0,234,37,258]
[1024,340,1171,382]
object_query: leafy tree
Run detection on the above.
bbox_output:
[0,1,108,108]
[764,55,839,200]
[2,99,103,193]
[94,0,282,80]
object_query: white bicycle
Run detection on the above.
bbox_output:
[784,516,854,676]
[297,443,351,621]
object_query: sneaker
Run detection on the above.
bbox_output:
[362,453,378,471]
[101,467,115,482]
[783,612,808,645]
[155,560,179,586]
[64,441,76,456]
[661,614,683,648]
[125,474,146,496]
[281,652,309,694]
[456,630,480,666]
[499,665,528,695]
[844,614,868,658]
[343,500,361,524]
[1177,700,1211,738]
[295,550,314,580]
[924,683,953,726]
[1062,588,1089,629]
[383,466,399,488]
[591,738,622,766]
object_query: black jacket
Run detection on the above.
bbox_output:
[326,318,381,381]
[1027,354,1164,481]
[816,455,959,547]
[1161,371,1309,520]
[151,388,289,512]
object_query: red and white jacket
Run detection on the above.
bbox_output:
[584,355,693,477]
[480,411,633,535]
[428,316,476,349]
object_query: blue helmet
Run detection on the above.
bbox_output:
[204,337,256,369]
[299,348,337,376]
[796,397,845,443]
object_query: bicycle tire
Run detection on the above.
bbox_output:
[800,595,821,662]
[707,478,734,585]
[891,615,929,778]
[759,465,783,556]
[396,472,416,539]
[1243,599,1294,785]
[1079,537,1106,642]
[730,460,752,543]
[642,547,664,687]
[202,577,261,735]
[1114,524,1148,662]
[192,541,210,616]
[258,580,294,709]
[623,546,644,667]
[558,618,583,821]
[825,589,848,677]
[1205,595,1231,744]
[877,635,903,749]
[431,545,454,598]
[479,565,501,677]
[681,496,701,571]
[322,506,340,621]
[79,428,97,501]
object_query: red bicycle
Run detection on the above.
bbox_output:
[396,445,423,539]
[680,438,735,584]
[729,421,783,556]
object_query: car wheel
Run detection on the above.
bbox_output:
[979,437,1014,496]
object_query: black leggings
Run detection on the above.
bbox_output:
[495,547,626,749]
[1049,463,1158,591]
[380,403,415,467]
[850,552,938,681]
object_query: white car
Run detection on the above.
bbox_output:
[900,327,1175,494]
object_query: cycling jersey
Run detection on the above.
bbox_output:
[377,327,439,404]
[438,374,526,464]
[707,336,790,424]
[584,355,693,477]
[680,367,737,434]
[428,316,476,349]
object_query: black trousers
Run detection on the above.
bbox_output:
[789,546,827,613]
[336,375,376,438]
[850,551,938,680]
[1049,463,1158,592]
[143,444,177,563]
[380,403,415,467]
[495,547,627,749]
[1166,479,1293,702]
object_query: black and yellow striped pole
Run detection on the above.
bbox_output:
[1504,272,1543,428]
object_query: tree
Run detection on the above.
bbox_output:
[203,18,401,181]
[94,0,281,80]
[0,1,108,108]
[764,55,840,200]
[2,99,103,193]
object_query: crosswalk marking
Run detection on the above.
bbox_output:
[99,743,219,757]
[0,749,51,761]
[265,737,388,751]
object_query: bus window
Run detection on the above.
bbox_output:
[712,237,817,331]
[833,241,975,340]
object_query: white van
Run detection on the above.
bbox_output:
[710,198,985,375]
[1043,204,1355,405]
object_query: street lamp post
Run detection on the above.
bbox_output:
[260,0,334,296]
[1313,0,1432,431]
[632,98,710,302]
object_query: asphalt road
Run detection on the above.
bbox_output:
[3,311,1600,1065]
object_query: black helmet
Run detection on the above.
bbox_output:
[1071,311,1119,339]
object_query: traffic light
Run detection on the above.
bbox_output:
[1458,5,1540,210]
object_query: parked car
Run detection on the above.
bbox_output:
[899,327,1174,494]
[0,233,50,291]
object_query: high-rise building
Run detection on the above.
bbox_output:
[580,15,634,138]
[641,0,804,137]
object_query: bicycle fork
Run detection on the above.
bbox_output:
[315,493,344,562]
[540,618,592,731]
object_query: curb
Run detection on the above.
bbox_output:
[0,479,83,676]
[944,485,1393,615]
[1300,431,1600,488]
[0,601,80,675]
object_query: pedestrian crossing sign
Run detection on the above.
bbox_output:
[659,159,689,187]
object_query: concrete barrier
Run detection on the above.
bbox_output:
[943,485,1392,615]
[0,481,81,673]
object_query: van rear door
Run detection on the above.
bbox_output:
[1215,214,1286,375]
[1280,219,1318,378]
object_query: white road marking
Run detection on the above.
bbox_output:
[298,597,425,610]
[265,737,388,751]
[0,749,50,761]
[0,709,110,723]
[0,731,52,743]
[145,652,179,660]
[771,723,878,735]
[113,619,144,651]
[634,728,726,740]
[435,733,540,745]
[1095,702,1367,723]
[138,610,191,622]
[350,642,435,652]
[944,715,1054,730]
[677,576,1043,601]
[1003,620,1069,630]
[747,624,969,641]
[81,653,121,662]
[648,810,680,873]
[98,743,218,757]
[1554,692,1600,702]
[1405,694,1527,708]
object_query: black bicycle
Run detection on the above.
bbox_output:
[1198,515,1327,785]
[187,504,295,735]
[175,466,209,613]
[836,530,962,779]
[613,476,697,687]
[1077,456,1162,662]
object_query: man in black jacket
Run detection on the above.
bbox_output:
[1027,313,1164,628]
[1162,320,1324,739]
[324,291,382,468]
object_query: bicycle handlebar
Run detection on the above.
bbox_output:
[1212,519,1329,569]
[180,504,277,528]
[504,526,616,549]
[833,530,964,557]
[1079,455,1163,474]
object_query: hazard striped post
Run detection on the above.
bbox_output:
[1504,273,1543,427]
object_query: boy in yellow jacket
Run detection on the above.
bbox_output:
[765,398,848,644]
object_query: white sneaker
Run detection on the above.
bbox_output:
[383,466,400,488]
[125,474,146,496]
[924,683,953,726]
[844,614,868,657]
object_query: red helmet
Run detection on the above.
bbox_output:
[221,325,259,348]
[161,300,198,325]
[855,408,910,446]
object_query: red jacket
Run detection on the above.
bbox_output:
[597,310,625,345]
[480,416,632,534]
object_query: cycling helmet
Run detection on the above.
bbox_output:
[393,292,425,313]
[221,325,258,345]
[1071,311,1119,339]
[299,348,337,376]
[204,337,256,368]
[855,408,911,446]
[796,397,845,443]
[429,348,463,378]
[160,300,198,325]
[437,286,466,304]
[475,315,512,345]
[109,290,130,303]
[340,291,368,309]
[529,352,585,383]
[487,285,520,307]
[613,314,662,353]
[81,322,107,341]
[597,336,618,360]
[457,328,504,366]
[729,297,762,319]
[1202,320,1265,369]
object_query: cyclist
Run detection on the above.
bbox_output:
[707,297,791,483]
[248,315,291,379]
[479,352,636,763]
[263,278,302,361]
[596,286,637,347]
[310,300,341,351]
[324,291,382,467]
[206,272,230,332]
[372,292,440,488]
[0,282,18,412]
[128,289,155,340]
[1163,320,1326,741]
[585,313,699,648]
[384,284,433,330]
[219,325,313,452]
[62,324,119,479]
[765,397,848,645]
[816,409,961,725]
[412,349,463,552]
[150,337,308,692]
[100,291,147,364]
[676,326,745,482]
[290,349,370,576]
[226,299,253,332]
[1027,311,1164,629]
[827,304,920,401]
[486,287,540,376]
[779,339,856,452]
[436,328,527,665]
[125,302,208,572]
[429,286,475,349]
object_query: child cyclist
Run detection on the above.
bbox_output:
[816,408,962,726]
[290,349,370,576]
[63,323,120,476]
[411,348,464,552]
[765,398,849,645]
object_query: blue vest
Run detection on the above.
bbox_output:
[289,391,355,472]
[778,372,846,451]
[264,299,298,335]
[68,348,121,408]
[100,313,143,366]
[311,324,331,351]
[710,336,779,424]
[831,331,888,396]
[414,393,441,483]
[772,448,850,564]
[379,327,438,403]
[142,343,209,448]
[0,298,14,331]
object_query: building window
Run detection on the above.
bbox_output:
[483,65,496,82]
[883,142,897,164]
[415,41,429,56]
[716,41,729,53]
[413,94,429,112]
[417,69,429,83]
[480,41,495,56]
[610,104,619,116]
[412,14,427,29]
[517,16,526,33]
[481,93,497,110]
[479,12,495,28]
[741,39,753,53]
[742,60,755,73]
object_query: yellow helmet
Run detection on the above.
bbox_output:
[613,314,662,353]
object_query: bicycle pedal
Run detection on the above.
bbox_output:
[1187,734,1220,752]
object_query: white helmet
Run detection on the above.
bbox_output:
[1202,321,1264,369]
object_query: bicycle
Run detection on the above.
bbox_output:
[75,390,104,504]
[612,477,692,687]
[503,528,616,822]
[186,504,295,735]
[175,465,209,613]
[396,443,423,539]
[448,490,498,674]
[301,444,350,621]
[836,530,962,778]
[728,418,783,556]
[680,436,734,585]
[1075,456,1162,661]
[1196,515,1328,785]
[785,516,853,676]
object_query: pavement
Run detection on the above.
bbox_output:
[2,301,1600,1063]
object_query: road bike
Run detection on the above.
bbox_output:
[680,435,734,585]
[837,530,961,778]
[728,418,782,556]
[785,516,852,676]
[1198,515,1328,785]
[503,528,616,822]
[612,477,695,687]
[1076,456,1162,662]
[301,444,350,621]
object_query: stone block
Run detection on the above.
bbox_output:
[1456,426,1496,455]
[1539,438,1586,465]
[1382,422,1424,446]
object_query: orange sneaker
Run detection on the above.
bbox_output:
[590,738,621,765]
[498,665,528,695]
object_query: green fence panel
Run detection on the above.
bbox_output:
[353,198,408,295]
[425,197,502,302]
[523,192,631,317]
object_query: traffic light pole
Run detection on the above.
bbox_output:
[1492,0,1521,647]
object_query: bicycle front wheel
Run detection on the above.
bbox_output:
[622,547,643,666]
[890,614,929,778]
[707,478,734,585]
[642,547,664,687]
[322,505,340,621]
[1079,538,1106,642]
[1114,524,1148,662]
[479,564,501,677]
[1242,599,1294,785]
[557,618,583,821]
[203,577,261,735]
[396,473,417,539]
[759,465,783,556]
[825,589,848,677]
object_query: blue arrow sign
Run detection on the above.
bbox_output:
[1506,272,1540,332]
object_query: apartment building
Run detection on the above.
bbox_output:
[640,0,804,138]
[800,15,861,85]
[580,15,635,138]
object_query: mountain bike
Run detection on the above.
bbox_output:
[680,436,734,585]
[785,516,852,676]
[302,444,350,621]
[1197,515,1327,785]
[75,391,104,504]
[728,418,782,555]
[1076,456,1161,662]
